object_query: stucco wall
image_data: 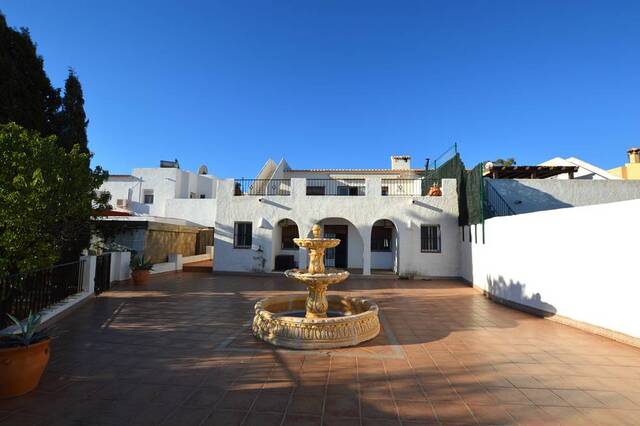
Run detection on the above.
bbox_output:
[489,179,640,214]
[214,177,460,276]
[165,199,217,227]
[461,199,640,339]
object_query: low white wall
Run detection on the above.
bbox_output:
[462,199,640,340]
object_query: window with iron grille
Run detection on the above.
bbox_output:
[143,190,154,204]
[281,224,299,250]
[420,225,441,253]
[381,186,389,196]
[371,226,392,251]
[234,222,252,248]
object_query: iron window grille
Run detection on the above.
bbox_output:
[234,222,252,248]
[420,224,441,253]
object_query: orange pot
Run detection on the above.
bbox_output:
[131,269,150,285]
[0,337,50,398]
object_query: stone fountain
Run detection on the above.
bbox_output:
[252,224,380,349]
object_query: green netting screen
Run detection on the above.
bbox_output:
[424,153,484,226]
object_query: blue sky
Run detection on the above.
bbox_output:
[2,1,639,176]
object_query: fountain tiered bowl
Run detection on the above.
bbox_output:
[252,224,380,349]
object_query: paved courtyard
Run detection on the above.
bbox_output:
[1,273,639,425]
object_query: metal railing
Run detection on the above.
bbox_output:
[381,179,423,196]
[306,179,366,196]
[430,143,458,170]
[0,260,85,328]
[484,180,516,218]
[234,179,291,196]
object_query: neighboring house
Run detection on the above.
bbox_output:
[608,147,640,180]
[98,161,218,227]
[213,156,460,277]
[539,156,621,180]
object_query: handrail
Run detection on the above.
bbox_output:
[484,179,516,218]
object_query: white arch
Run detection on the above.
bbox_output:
[370,218,400,274]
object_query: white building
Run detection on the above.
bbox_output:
[213,156,461,277]
[99,162,217,227]
[539,156,620,180]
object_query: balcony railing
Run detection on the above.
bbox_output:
[234,179,291,196]
[381,179,423,196]
[306,179,365,196]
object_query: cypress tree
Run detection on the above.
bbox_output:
[0,12,61,135]
[59,69,89,152]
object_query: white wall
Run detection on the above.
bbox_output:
[214,177,460,276]
[461,199,640,339]
[489,179,640,214]
[164,199,217,227]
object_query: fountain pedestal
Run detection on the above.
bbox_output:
[252,224,381,349]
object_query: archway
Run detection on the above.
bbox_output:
[370,219,399,274]
[272,218,300,271]
[312,218,364,272]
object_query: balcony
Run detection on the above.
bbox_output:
[231,177,442,197]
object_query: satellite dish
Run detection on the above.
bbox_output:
[198,164,208,175]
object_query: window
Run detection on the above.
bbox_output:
[371,226,392,251]
[337,186,359,196]
[234,222,252,248]
[420,225,441,253]
[306,186,325,196]
[200,194,206,199]
[381,186,389,196]
[281,224,299,250]
[143,190,154,204]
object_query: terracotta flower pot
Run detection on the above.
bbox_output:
[131,269,150,285]
[0,337,50,398]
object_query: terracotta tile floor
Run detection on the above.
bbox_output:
[1,272,639,425]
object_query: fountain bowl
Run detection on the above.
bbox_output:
[283,268,349,286]
[252,294,380,350]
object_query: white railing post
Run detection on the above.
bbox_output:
[80,255,97,293]
[168,253,183,271]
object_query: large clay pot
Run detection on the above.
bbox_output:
[0,337,50,398]
[131,270,150,285]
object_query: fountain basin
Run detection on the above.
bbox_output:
[252,294,381,350]
[283,268,349,286]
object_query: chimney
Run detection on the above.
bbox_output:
[627,147,640,164]
[391,155,411,170]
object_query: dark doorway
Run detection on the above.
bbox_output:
[324,225,348,268]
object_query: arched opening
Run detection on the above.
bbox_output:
[371,219,399,275]
[312,218,364,272]
[272,218,300,271]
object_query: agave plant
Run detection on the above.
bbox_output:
[130,255,154,271]
[6,312,42,346]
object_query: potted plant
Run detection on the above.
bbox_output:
[0,313,50,398]
[130,255,154,285]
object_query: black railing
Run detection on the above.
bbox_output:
[234,179,291,196]
[484,180,516,218]
[0,260,85,328]
[306,179,365,196]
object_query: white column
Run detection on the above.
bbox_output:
[361,226,372,276]
[168,253,183,271]
[80,255,97,293]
